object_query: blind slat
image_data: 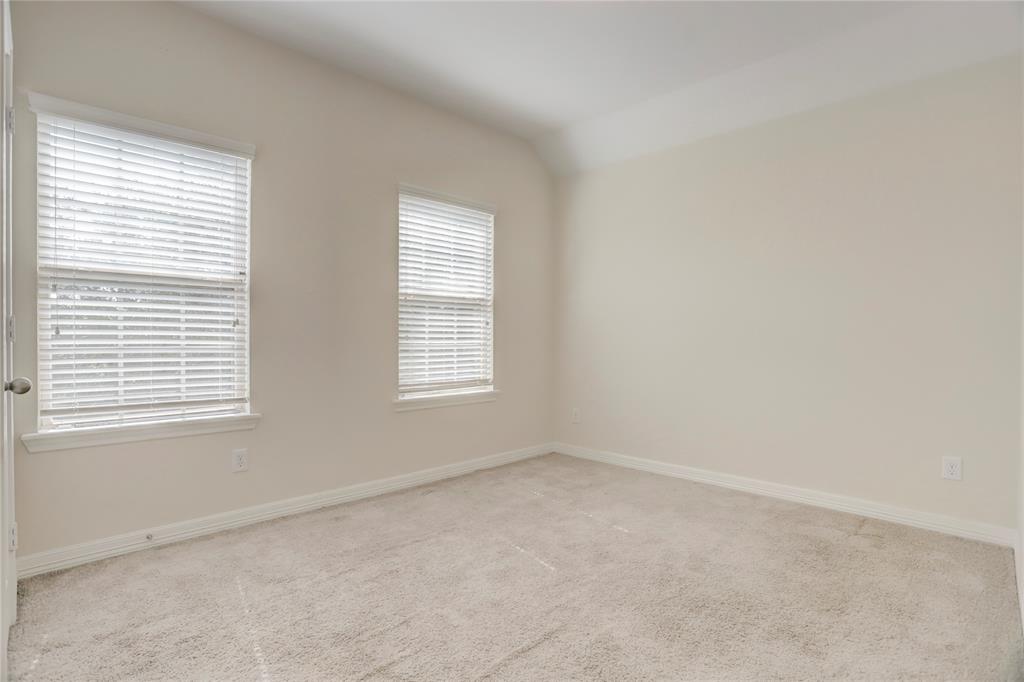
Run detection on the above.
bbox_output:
[398,191,493,398]
[36,113,252,430]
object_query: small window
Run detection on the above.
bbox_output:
[397,189,494,401]
[35,111,252,431]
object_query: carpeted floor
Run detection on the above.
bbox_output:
[9,453,1023,680]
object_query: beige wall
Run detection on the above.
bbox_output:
[1018,21,1024,618]
[555,58,1023,528]
[8,2,1022,558]
[10,1,556,556]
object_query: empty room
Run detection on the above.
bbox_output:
[0,0,1021,679]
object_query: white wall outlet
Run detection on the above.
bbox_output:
[941,456,962,481]
[231,448,249,473]
[571,407,580,424]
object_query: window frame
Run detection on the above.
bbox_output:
[395,185,496,409]
[22,93,259,451]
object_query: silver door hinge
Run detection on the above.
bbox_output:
[8,523,16,552]
[6,315,14,344]
[5,107,13,136]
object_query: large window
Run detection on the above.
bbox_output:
[398,188,494,402]
[35,109,252,431]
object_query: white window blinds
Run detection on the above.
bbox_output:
[36,113,252,431]
[398,189,494,399]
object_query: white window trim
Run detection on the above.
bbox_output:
[21,413,261,453]
[396,186,496,405]
[393,389,498,412]
[29,93,258,440]
[397,183,495,215]
[27,92,256,159]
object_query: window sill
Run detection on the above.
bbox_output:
[394,389,499,412]
[21,413,262,453]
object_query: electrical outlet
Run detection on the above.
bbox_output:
[231,448,249,473]
[941,456,962,481]
[571,408,580,424]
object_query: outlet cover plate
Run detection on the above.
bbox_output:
[941,456,962,481]
[232,448,249,473]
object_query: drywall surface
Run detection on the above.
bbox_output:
[1018,19,1024,624]
[11,1,555,555]
[556,58,1022,528]
[9,2,1022,559]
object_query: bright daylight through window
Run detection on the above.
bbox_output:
[35,112,252,431]
[397,189,494,402]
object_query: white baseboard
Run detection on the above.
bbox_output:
[19,441,1015,579]
[553,442,1017,547]
[18,442,556,579]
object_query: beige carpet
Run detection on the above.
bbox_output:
[9,453,1023,680]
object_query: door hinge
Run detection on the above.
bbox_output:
[5,106,13,137]
[6,314,14,344]
[8,523,16,552]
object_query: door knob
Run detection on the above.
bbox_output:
[4,377,31,394]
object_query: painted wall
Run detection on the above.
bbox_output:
[555,58,1023,529]
[1018,12,1024,626]
[10,1,555,556]
[8,2,1023,560]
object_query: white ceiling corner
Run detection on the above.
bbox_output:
[534,3,1023,174]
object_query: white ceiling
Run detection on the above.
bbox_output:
[192,2,1021,173]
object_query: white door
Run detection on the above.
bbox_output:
[0,0,18,676]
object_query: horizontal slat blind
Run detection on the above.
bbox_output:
[398,190,493,398]
[36,113,251,430]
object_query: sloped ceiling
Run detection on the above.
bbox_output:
[191,1,1021,174]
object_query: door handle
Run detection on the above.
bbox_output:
[4,377,31,394]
